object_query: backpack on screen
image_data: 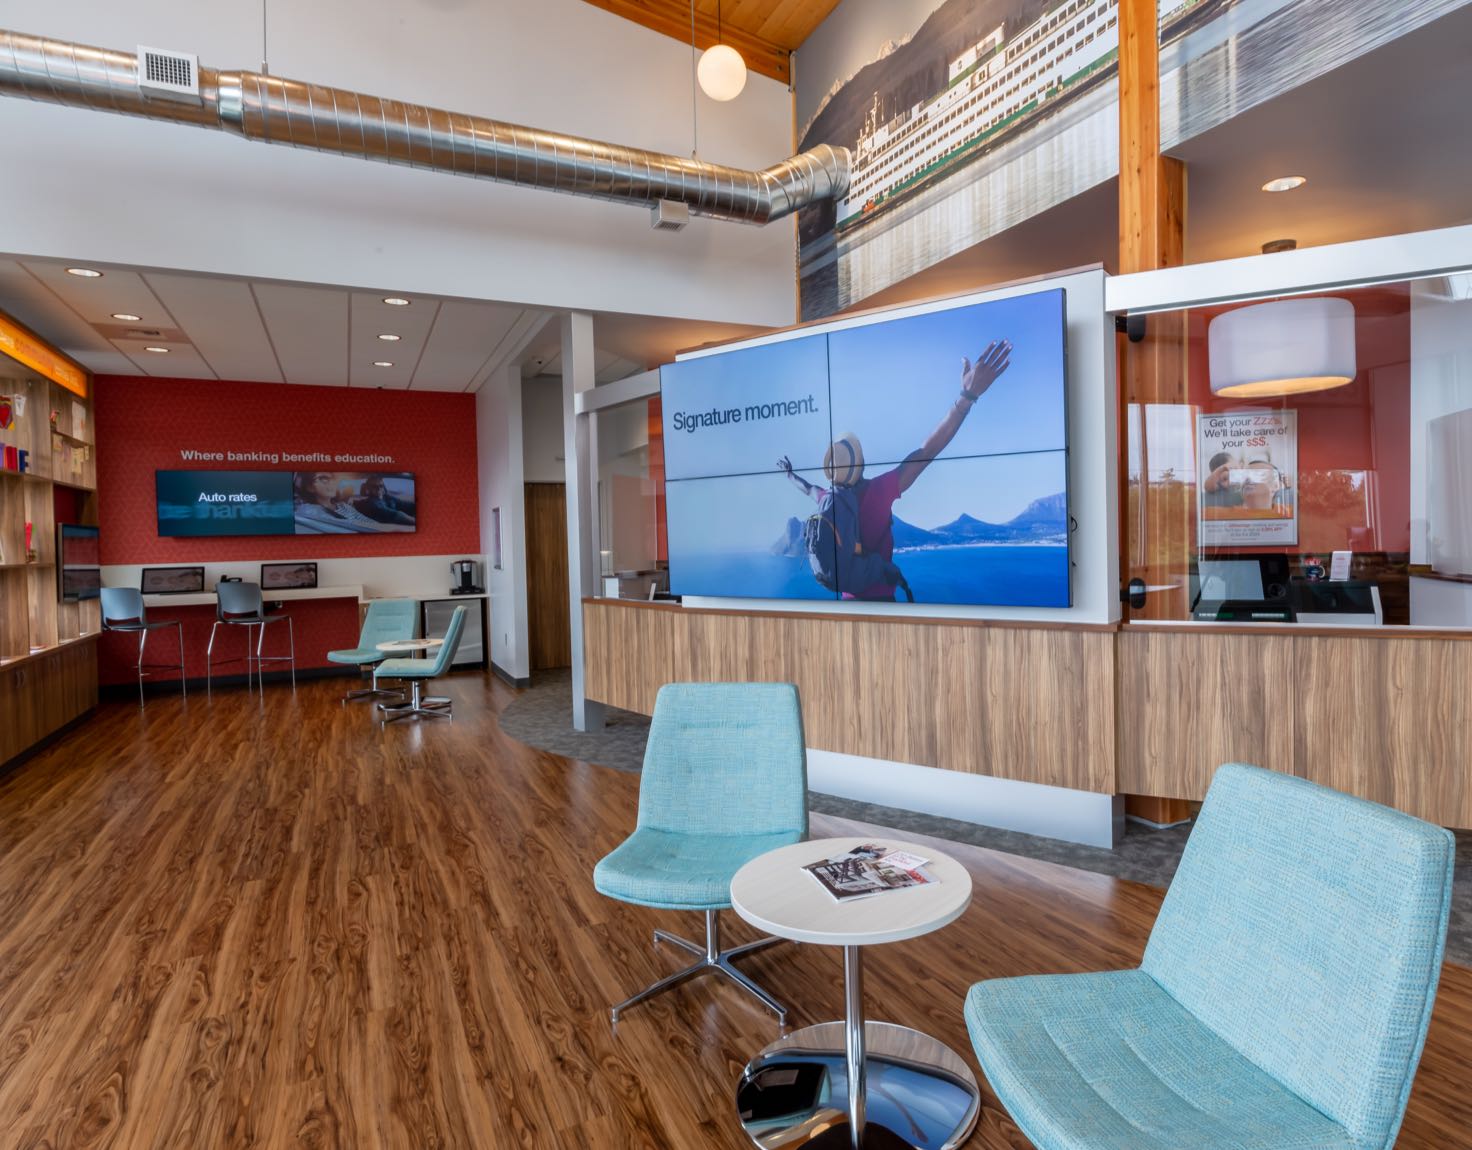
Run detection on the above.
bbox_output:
[803,485,910,598]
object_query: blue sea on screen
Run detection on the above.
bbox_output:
[674,545,1068,606]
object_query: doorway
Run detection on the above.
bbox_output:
[524,482,571,671]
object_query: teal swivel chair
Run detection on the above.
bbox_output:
[328,598,420,703]
[373,604,466,723]
[594,682,808,1024]
[965,763,1455,1150]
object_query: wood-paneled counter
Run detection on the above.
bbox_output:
[583,599,1118,793]
[585,601,1472,829]
[1118,623,1472,827]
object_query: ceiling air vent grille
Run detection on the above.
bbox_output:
[137,46,201,104]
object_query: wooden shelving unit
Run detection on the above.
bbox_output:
[0,314,99,765]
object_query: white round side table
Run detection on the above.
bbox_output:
[730,837,978,1150]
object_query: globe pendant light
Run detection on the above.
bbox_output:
[698,2,746,101]
[1207,297,1357,398]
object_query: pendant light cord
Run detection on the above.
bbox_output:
[689,0,699,157]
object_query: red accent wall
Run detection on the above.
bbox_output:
[1188,285,1412,555]
[93,376,480,564]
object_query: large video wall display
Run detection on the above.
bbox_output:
[156,470,417,537]
[661,288,1069,607]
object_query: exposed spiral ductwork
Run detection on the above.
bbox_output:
[0,28,850,225]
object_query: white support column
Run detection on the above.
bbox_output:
[561,311,605,731]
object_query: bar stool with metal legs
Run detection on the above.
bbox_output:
[99,586,186,706]
[206,581,295,693]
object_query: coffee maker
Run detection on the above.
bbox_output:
[450,559,483,595]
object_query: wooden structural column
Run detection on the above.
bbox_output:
[1118,0,1193,826]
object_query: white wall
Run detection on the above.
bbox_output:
[522,378,567,483]
[477,363,530,680]
[0,0,798,327]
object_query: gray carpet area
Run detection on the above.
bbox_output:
[500,669,1472,967]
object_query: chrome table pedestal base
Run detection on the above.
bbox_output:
[736,1021,978,1150]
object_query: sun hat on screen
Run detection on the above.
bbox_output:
[824,433,865,487]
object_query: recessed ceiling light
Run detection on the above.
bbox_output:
[383,297,411,307]
[111,312,141,322]
[144,346,169,353]
[66,267,103,278]
[377,333,401,342]
[1261,175,1307,193]
[373,361,394,368]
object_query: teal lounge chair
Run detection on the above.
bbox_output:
[373,604,466,723]
[594,682,808,1024]
[328,597,419,702]
[965,763,1455,1150]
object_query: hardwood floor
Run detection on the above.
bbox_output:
[0,673,1468,1149]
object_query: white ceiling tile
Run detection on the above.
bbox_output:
[412,300,525,391]
[71,349,146,376]
[145,272,284,383]
[0,258,119,360]
[348,292,440,388]
[22,259,168,327]
[251,282,349,386]
[112,339,218,379]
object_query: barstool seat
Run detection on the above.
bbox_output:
[206,581,295,693]
[99,586,186,706]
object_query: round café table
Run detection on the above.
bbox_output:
[730,837,978,1150]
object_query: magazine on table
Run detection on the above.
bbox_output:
[803,843,938,902]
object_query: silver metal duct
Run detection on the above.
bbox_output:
[0,28,849,225]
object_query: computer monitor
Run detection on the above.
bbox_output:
[140,566,206,594]
[1189,554,1294,622]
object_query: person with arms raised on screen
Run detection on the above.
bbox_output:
[779,339,1012,601]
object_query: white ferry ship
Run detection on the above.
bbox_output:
[835,0,1210,228]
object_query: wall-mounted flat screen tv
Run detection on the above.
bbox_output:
[58,523,101,601]
[660,288,1069,607]
[155,471,417,537]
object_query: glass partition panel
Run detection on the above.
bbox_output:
[594,396,667,599]
[1123,272,1472,627]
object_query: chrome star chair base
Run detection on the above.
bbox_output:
[595,682,809,1030]
[377,678,452,723]
[611,908,789,1024]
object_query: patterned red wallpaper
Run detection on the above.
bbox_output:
[94,376,480,563]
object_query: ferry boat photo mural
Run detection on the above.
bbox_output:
[796,0,1466,319]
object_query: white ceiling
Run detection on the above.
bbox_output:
[0,253,769,391]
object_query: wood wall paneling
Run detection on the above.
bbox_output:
[1294,637,1470,826]
[1116,629,1294,799]
[583,602,1116,794]
[1117,628,1472,828]
[526,483,573,672]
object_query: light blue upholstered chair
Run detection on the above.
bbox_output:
[329,598,420,703]
[965,763,1455,1150]
[594,682,808,1024]
[373,604,465,723]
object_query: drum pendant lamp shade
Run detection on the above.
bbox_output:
[1207,297,1357,397]
[698,43,747,101]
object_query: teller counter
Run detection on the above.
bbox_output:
[583,599,1472,830]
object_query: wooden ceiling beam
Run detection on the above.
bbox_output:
[580,0,795,86]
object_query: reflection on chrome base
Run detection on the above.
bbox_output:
[736,1021,978,1150]
[377,679,452,723]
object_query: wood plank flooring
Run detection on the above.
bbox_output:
[0,673,1468,1149]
